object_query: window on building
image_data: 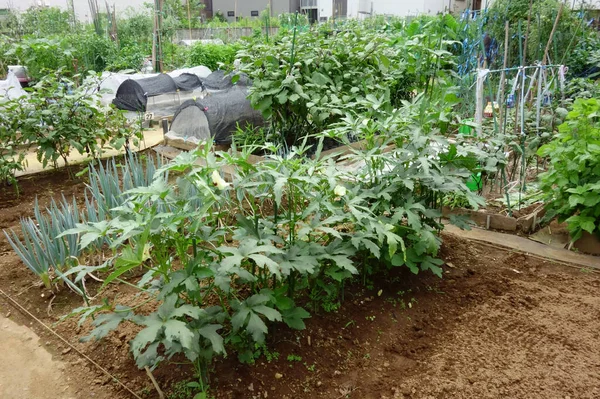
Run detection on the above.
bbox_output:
[251,10,259,17]
[227,11,234,17]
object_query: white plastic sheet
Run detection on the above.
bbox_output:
[0,71,27,101]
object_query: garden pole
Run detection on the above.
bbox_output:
[518,20,523,68]
[542,4,564,67]
[265,10,270,43]
[187,0,192,40]
[498,21,509,134]
[502,167,512,217]
[536,64,543,135]
[522,0,533,67]
[152,0,157,71]
[559,3,586,66]
[535,11,542,62]
[520,63,528,201]
[486,77,499,134]
[290,12,299,72]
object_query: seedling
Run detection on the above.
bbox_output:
[287,354,302,362]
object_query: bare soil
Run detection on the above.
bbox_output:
[1,166,599,399]
[0,313,76,399]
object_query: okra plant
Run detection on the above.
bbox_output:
[62,102,486,389]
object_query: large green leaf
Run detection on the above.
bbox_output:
[164,319,194,350]
[198,324,225,354]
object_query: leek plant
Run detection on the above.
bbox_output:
[4,196,81,289]
[4,153,161,290]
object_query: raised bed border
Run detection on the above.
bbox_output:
[442,205,546,234]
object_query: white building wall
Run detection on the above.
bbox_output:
[348,0,469,17]
[319,0,333,20]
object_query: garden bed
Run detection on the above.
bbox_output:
[442,203,546,234]
[1,167,600,399]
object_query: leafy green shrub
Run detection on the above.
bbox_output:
[117,12,153,53]
[0,71,141,183]
[187,43,241,71]
[538,98,600,241]
[0,35,18,77]
[20,72,139,168]
[6,32,147,77]
[57,87,485,393]
[237,22,417,146]
[212,10,227,23]
[20,7,72,37]
[0,95,27,187]
[162,42,189,71]
[566,29,600,77]
[6,37,76,79]
[72,33,118,73]
[564,77,600,101]
[106,45,146,72]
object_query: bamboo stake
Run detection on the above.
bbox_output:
[187,0,192,40]
[498,21,510,133]
[522,0,533,67]
[542,4,564,66]
[151,0,157,71]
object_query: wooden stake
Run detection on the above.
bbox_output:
[522,0,533,67]
[187,0,192,40]
[542,4,564,66]
[152,0,157,70]
[498,21,510,133]
[145,367,165,399]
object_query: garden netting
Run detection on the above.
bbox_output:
[200,70,252,91]
[166,84,263,145]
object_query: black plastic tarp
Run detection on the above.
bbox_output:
[112,73,204,112]
[173,73,203,91]
[169,86,263,144]
[200,70,251,91]
[112,74,177,111]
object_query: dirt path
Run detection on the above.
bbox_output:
[0,313,77,399]
[394,253,600,398]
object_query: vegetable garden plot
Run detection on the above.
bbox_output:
[2,181,600,399]
[2,4,600,398]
